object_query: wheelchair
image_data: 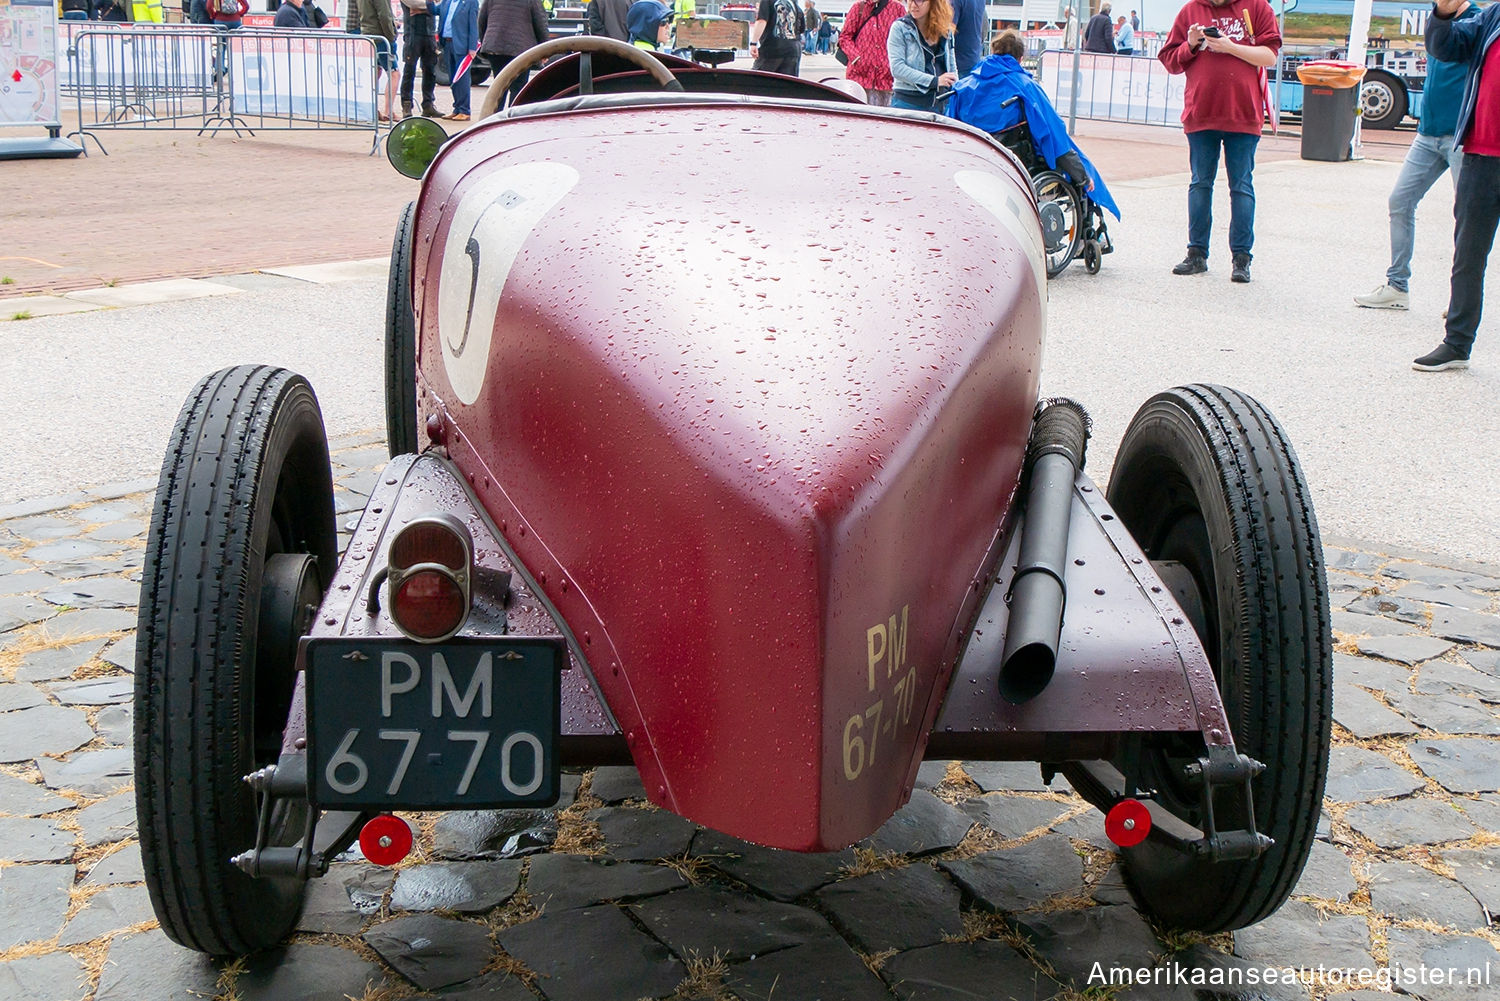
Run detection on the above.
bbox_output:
[990,100,1113,278]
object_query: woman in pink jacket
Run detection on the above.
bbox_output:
[840,0,906,106]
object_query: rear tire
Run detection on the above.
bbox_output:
[1100,384,1331,932]
[386,200,419,457]
[135,365,337,956]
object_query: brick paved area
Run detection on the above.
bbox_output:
[0,436,1497,1001]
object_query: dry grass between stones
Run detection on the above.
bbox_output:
[349,982,423,1001]
[928,761,983,806]
[73,657,126,681]
[0,939,65,963]
[667,950,734,1001]
[74,837,137,877]
[69,937,114,1000]
[660,851,713,885]
[939,823,1005,861]
[838,846,909,878]
[0,629,85,682]
[482,884,540,931]
[551,773,605,856]
[1331,632,1363,656]
[478,945,540,987]
[939,909,1116,1000]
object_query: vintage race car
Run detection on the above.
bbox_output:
[134,38,1331,957]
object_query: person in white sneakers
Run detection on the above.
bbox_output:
[1354,0,1475,312]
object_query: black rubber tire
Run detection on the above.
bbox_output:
[385,200,419,458]
[1359,70,1407,130]
[135,365,337,956]
[1032,170,1083,279]
[1102,384,1331,932]
[1083,239,1102,275]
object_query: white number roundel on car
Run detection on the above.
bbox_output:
[437,162,581,405]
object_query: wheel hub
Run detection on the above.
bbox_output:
[1039,202,1068,250]
[258,554,322,679]
[1361,83,1392,117]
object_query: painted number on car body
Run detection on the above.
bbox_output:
[843,605,919,781]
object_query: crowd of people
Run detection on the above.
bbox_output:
[1060,3,1140,55]
[62,0,1490,370]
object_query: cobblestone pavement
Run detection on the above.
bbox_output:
[1,435,1498,1001]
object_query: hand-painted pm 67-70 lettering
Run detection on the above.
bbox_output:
[844,606,919,781]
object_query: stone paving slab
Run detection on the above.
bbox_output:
[0,296,100,320]
[260,258,388,283]
[2,451,1499,1000]
[63,278,243,308]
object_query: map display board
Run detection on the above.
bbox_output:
[0,0,61,128]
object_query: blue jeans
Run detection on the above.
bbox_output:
[804,32,816,54]
[444,42,470,115]
[1385,132,1462,292]
[1186,129,1259,258]
[892,92,945,114]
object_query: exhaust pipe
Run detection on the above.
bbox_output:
[998,399,1090,704]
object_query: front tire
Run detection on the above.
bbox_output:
[135,365,337,956]
[1100,384,1331,932]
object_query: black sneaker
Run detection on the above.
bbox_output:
[1172,250,1207,275]
[1231,253,1252,283]
[1412,344,1470,371]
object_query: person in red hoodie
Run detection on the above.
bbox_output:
[1158,0,1280,283]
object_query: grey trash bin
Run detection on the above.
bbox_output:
[1296,61,1367,162]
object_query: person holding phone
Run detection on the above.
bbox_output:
[887,0,956,113]
[1157,0,1280,283]
[1416,0,1500,371]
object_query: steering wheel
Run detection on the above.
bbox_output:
[477,36,684,119]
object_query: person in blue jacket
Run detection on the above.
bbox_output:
[439,0,481,121]
[948,30,1119,221]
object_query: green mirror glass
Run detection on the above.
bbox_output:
[386,117,450,179]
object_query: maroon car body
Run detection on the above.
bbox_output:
[399,101,1049,849]
[135,45,1329,959]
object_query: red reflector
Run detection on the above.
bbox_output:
[1104,798,1152,848]
[390,519,469,572]
[393,570,467,640]
[359,814,413,866]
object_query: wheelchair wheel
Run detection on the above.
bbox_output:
[1031,171,1084,278]
[1084,240,1102,275]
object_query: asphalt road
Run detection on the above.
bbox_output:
[1,154,1497,564]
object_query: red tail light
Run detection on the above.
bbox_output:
[387,514,473,642]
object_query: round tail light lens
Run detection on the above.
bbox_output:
[387,515,473,642]
[393,567,468,641]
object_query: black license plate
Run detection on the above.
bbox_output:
[306,636,563,809]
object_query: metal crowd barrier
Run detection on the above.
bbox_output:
[69,26,382,154]
[1036,49,1186,129]
[1022,30,1164,61]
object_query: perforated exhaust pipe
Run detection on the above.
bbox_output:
[998,399,1090,704]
